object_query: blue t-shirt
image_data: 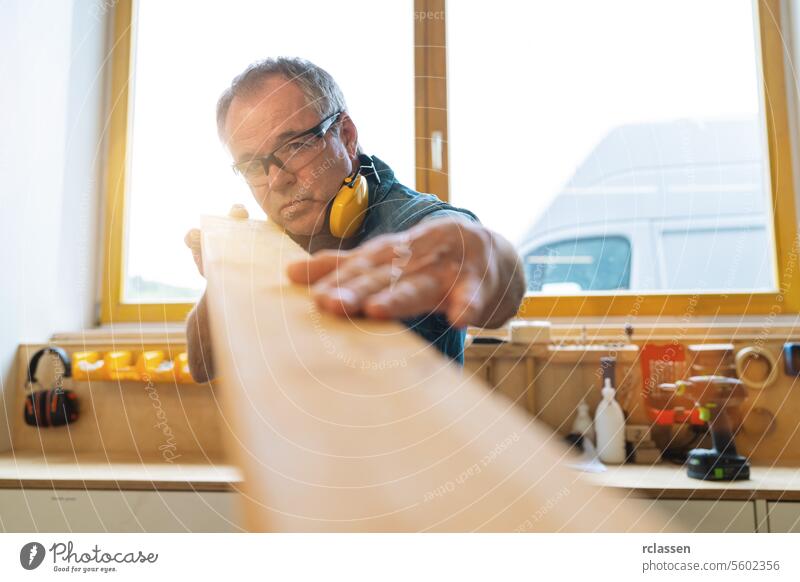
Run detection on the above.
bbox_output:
[353,154,479,365]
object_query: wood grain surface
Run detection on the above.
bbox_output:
[201,215,666,532]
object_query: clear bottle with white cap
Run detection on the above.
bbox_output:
[594,378,626,464]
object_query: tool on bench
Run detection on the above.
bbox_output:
[24,347,79,427]
[656,344,749,481]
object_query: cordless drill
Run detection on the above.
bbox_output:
[676,375,750,481]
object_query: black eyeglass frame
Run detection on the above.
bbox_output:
[231,111,343,182]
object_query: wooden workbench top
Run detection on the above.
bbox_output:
[585,464,800,501]
[0,453,241,492]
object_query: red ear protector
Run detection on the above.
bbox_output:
[24,347,79,427]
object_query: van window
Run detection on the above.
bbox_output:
[524,236,631,292]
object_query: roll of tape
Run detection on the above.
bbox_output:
[735,346,778,390]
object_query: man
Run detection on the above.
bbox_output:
[185,57,525,382]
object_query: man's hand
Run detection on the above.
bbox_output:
[286,218,525,329]
[184,228,204,277]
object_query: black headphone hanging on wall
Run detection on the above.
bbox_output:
[24,347,79,427]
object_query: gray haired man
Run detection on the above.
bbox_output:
[185,57,525,382]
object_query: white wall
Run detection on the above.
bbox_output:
[0,0,107,451]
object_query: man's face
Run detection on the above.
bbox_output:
[223,76,356,236]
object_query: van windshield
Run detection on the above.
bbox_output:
[524,236,631,292]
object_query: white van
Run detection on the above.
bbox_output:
[517,118,774,293]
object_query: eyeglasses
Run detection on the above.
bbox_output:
[232,111,342,187]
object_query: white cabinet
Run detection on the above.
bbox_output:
[0,489,240,532]
[767,501,800,532]
[638,500,757,532]
[3,489,784,533]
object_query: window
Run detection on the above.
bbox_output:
[524,236,632,293]
[445,0,800,316]
[103,0,800,322]
[102,0,445,322]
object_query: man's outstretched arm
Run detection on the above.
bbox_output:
[184,227,215,383]
[286,218,526,330]
[186,292,215,383]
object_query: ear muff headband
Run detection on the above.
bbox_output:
[27,346,72,387]
[24,347,78,427]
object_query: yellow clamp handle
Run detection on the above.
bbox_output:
[72,351,105,381]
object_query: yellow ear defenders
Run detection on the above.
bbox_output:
[329,169,369,238]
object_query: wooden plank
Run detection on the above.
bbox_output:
[201,214,666,532]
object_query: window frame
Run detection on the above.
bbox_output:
[102,0,800,323]
[511,0,800,318]
[100,0,447,323]
[439,0,798,319]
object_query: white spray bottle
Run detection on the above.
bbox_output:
[570,399,595,448]
[594,377,626,464]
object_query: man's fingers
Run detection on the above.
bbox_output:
[446,276,485,328]
[184,229,204,277]
[184,228,200,250]
[363,272,445,320]
[288,221,487,324]
[288,228,445,287]
[308,255,378,296]
[312,265,395,315]
[287,250,345,284]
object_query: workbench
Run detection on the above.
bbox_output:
[0,453,241,532]
[2,453,799,533]
[582,464,800,533]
